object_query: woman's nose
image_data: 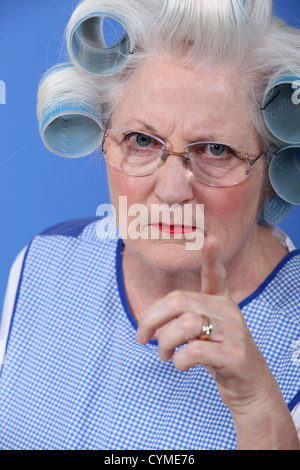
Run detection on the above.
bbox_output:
[153,152,194,205]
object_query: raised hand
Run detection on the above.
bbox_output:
[136,235,299,449]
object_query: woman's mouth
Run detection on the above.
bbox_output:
[153,223,197,234]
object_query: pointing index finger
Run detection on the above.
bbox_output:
[201,235,228,296]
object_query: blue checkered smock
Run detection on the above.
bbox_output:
[0,218,300,450]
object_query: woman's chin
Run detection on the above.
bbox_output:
[124,238,204,273]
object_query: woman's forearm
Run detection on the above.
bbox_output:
[233,396,300,450]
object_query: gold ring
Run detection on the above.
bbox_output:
[198,316,213,340]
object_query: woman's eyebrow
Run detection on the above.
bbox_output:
[127,119,160,135]
[126,119,232,144]
[189,135,222,143]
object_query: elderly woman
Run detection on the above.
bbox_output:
[0,0,300,450]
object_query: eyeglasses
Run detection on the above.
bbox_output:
[102,128,266,187]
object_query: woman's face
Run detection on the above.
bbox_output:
[104,58,268,272]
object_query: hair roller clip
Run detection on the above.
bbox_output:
[268,145,300,205]
[38,64,104,158]
[262,76,300,144]
[66,1,135,76]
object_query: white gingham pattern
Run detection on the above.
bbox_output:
[0,217,299,450]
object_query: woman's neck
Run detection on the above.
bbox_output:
[222,224,288,303]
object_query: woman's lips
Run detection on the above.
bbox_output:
[152,223,197,234]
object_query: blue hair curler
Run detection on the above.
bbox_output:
[262,76,300,144]
[258,193,293,226]
[67,13,133,76]
[268,145,300,205]
[38,63,105,158]
[40,104,104,158]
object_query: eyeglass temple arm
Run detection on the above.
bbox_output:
[245,150,266,175]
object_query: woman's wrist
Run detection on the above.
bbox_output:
[232,396,300,450]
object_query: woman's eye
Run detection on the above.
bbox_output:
[206,143,227,157]
[137,134,153,147]
[129,133,153,148]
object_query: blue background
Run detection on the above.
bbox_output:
[0,0,299,315]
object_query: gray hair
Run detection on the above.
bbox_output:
[37,0,300,222]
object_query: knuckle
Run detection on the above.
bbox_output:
[167,290,185,309]
[178,312,199,333]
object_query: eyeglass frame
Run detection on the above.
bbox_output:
[102,127,267,187]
